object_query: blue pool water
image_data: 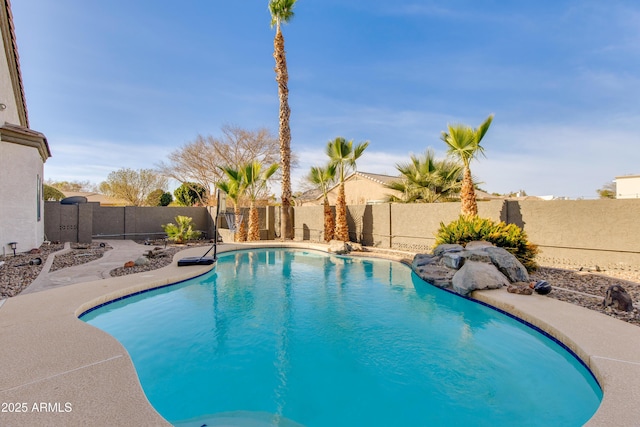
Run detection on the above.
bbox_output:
[81,249,602,426]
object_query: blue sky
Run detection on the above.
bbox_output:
[11,0,640,198]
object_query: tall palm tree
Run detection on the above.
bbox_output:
[440,114,494,217]
[307,164,337,241]
[269,0,298,241]
[217,167,247,242]
[326,137,369,242]
[386,149,463,203]
[242,160,280,241]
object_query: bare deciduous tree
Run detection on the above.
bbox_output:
[46,179,96,192]
[99,168,167,206]
[156,125,289,205]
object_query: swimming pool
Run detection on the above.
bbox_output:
[81,248,601,426]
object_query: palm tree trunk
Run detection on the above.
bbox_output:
[248,201,260,241]
[234,205,247,242]
[334,183,349,241]
[323,197,335,242]
[274,25,293,240]
[460,167,478,217]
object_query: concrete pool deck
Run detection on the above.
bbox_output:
[0,242,638,426]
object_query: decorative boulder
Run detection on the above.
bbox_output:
[134,256,150,266]
[433,244,464,256]
[414,263,456,288]
[507,283,533,295]
[124,261,135,268]
[464,241,494,250]
[480,246,529,283]
[460,249,492,264]
[533,280,552,295]
[452,261,510,296]
[412,253,439,268]
[603,285,633,312]
[442,252,465,269]
[328,240,362,255]
[328,240,350,255]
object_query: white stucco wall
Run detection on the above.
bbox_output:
[615,175,640,199]
[0,142,45,254]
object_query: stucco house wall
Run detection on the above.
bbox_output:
[302,172,401,206]
[615,175,640,199]
[0,136,45,252]
[0,0,51,254]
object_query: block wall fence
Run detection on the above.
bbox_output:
[44,199,640,270]
[293,199,640,270]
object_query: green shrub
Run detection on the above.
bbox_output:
[162,215,201,244]
[435,215,539,272]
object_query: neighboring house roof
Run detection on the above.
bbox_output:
[1,0,29,127]
[0,122,51,160]
[353,171,399,186]
[305,171,399,204]
[62,191,129,206]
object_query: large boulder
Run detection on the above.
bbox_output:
[464,240,494,250]
[328,240,362,255]
[413,263,456,288]
[134,256,150,266]
[603,285,633,312]
[433,244,464,256]
[452,261,510,296]
[412,253,440,268]
[480,246,529,283]
[442,252,465,269]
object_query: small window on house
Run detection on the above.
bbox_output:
[37,175,42,221]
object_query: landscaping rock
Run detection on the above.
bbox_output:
[507,283,533,295]
[533,280,552,295]
[124,261,135,268]
[412,253,439,268]
[461,250,492,264]
[433,244,464,256]
[413,243,530,295]
[464,240,494,250]
[134,256,150,266]
[442,252,464,269]
[452,261,510,296]
[414,263,456,288]
[603,284,633,312]
[481,246,530,283]
[328,240,362,255]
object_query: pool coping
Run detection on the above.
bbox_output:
[1,242,638,426]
